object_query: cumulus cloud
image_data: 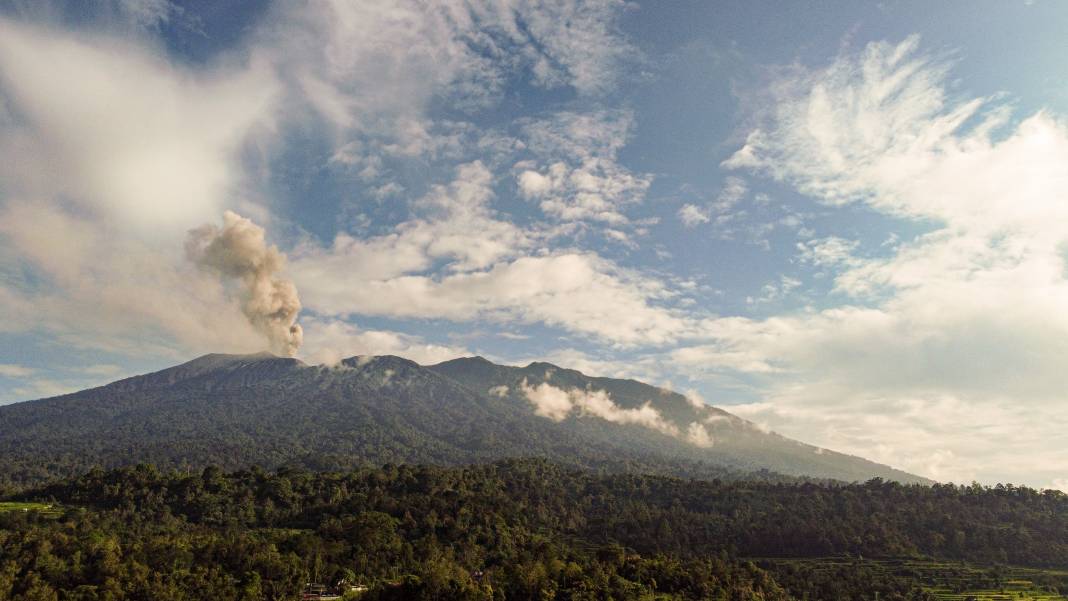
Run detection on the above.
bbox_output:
[298,251,690,347]
[515,110,651,225]
[796,236,860,268]
[186,211,304,357]
[701,35,1068,485]
[293,162,529,283]
[293,161,689,347]
[677,204,711,227]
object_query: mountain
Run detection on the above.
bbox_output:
[0,352,926,487]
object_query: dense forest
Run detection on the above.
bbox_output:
[2,459,1066,600]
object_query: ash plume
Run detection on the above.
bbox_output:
[186,211,303,356]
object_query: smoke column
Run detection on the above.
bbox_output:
[186,211,303,356]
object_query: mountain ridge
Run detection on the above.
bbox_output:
[0,352,929,487]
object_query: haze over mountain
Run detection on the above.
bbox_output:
[0,353,924,488]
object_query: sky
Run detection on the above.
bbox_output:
[0,0,1066,489]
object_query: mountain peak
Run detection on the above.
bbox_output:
[521,361,578,379]
[103,351,306,393]
[185,351,277,365]
[178,351,306,372]
[429,356,497,368]
[338,355,422,370]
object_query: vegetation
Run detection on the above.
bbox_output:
[1,459,1065,600]
[0,354,923,490]
[0,502,59,516]
[759,559,1068,601]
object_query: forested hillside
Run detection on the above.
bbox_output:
[0,353,923,489]
[2,460,1065,600]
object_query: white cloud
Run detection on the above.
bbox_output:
[685,422,714,448]
[517,170,554,197]
[796,236,860,268]
[293,161,529,284]
[0,17,287,357]
[748,275,802,304]
[516,111,651,225]
[712,177,748,212]
[675,177,749,230]
[294,160,689,347]
[265,0,635,145]
[521,379,578,421]
[0,18,277,233]
[672,177,791,248]
[115,0,180,29]
[519,379,680,436]
[683,388,706,409]
[709,35,1068,486]
[299,251,690,347]
[502,0,636,95]
[0,364,34,378]
[518,378,720,448]
[677,204,711,227]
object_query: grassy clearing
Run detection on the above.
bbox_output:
[926,579,1065,601]
[0,501,62,516]
[756,557,1068,601]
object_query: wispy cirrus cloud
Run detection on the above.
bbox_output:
[690,35,1068,485]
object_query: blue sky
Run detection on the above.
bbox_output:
[1,0,1066,488]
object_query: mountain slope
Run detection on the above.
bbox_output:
[428,357,924,483]
[0,353,926,487]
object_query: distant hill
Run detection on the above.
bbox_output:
[0,353,927,487]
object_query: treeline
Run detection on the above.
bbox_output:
[0,450,802,496]
[2,459,1066,600]
[34,459,1068,566]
